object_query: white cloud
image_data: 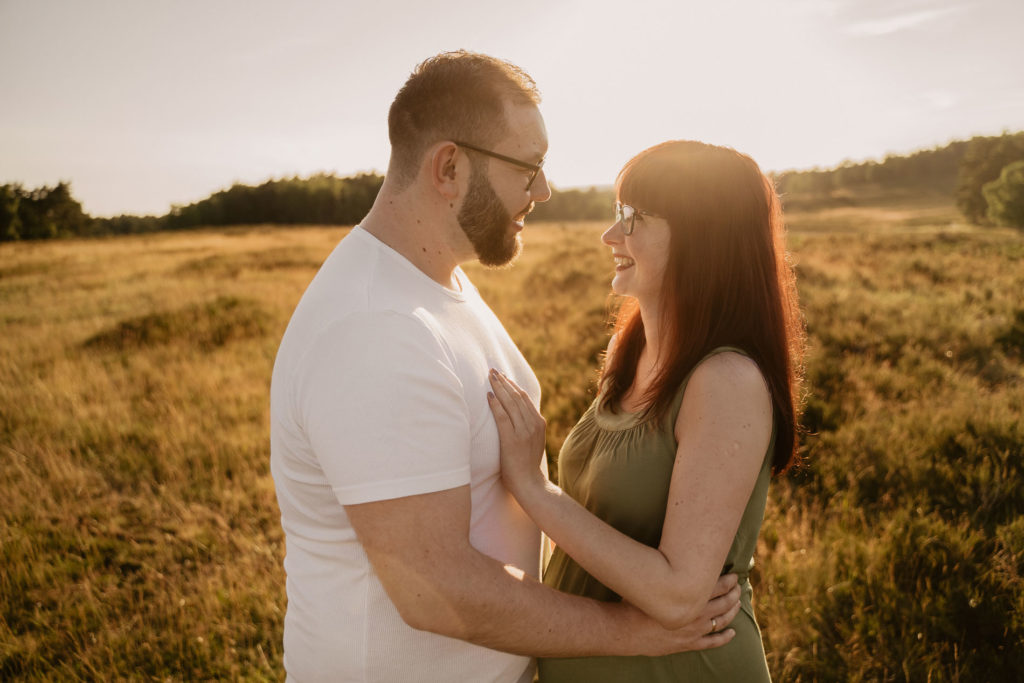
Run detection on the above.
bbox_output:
[843,5,963,36]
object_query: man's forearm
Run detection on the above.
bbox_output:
[348,487,738,659]
[411,546,650,658]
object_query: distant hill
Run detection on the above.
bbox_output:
[774,132,1024,226]
[773,140,969,196]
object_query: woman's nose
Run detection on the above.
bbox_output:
[601,220,624,246]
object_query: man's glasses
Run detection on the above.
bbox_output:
[615,202,660,236]
[453,140,545,191]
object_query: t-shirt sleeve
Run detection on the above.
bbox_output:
[296,310,472,505]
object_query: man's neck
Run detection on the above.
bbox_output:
[359,184,465,289]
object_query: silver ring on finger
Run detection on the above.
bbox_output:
[711,617,717,632]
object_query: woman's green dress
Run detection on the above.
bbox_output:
[539,347,774,682]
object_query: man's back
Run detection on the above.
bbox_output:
[270,226,542,682]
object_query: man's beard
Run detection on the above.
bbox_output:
[457,166,524,267]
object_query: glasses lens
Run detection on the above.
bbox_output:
[526,159,544,191]
[617,203,636,234]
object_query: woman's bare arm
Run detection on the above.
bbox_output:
[488,351,771,629]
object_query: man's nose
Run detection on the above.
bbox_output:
[531,169,552,203]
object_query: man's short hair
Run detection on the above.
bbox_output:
[387,51,541,188]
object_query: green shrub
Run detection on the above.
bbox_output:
[983,160,1024,228]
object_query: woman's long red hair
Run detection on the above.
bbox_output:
[601,140,805,475]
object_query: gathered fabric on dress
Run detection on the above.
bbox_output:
[539,346,774,682]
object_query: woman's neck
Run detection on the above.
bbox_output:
[637,298,663,375]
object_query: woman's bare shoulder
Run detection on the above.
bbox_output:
[676,351,772,436]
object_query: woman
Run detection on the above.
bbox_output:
[487,140,804,681]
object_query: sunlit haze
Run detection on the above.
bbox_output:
[2,0,1022,217]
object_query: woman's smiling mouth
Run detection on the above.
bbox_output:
[614,254,635,270]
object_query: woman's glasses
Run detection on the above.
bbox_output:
[615,202,660,236]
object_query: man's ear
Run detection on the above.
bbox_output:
[429,142,463,202]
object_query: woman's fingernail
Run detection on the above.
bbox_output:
[487,392,495,400]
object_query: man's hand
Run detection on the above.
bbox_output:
[617,573,742,656]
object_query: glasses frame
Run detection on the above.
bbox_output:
[453,140,545,191]
[615,201,661,236]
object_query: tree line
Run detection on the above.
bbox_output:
[773,140,969,195]
[4,131,1024,242]
[0,173,619,242]
[0,173,387,241]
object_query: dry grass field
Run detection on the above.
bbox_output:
[2,195,1023,680]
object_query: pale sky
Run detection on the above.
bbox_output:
[2,0,1022,217]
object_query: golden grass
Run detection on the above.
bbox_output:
[2,204,1023,680]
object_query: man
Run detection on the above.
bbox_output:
[270,51,740,682]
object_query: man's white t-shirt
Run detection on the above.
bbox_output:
[270,226,542,682]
